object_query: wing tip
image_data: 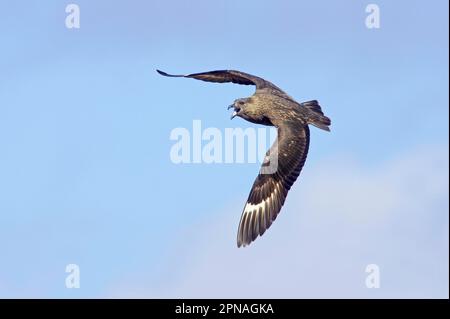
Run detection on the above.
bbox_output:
[156,69,185,77]
[237,231,249,248]
[156,69,170,76]
[237,239,248,248]
[236,229,254,248]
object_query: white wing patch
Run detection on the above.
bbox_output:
[238,183,283,247]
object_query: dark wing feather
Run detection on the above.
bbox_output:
[237,123,310,247]
[157,69,273,90]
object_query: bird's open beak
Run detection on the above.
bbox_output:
[228,104,238,120]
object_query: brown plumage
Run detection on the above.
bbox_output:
[157,69,331,247]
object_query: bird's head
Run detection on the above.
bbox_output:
[228,98,252,120]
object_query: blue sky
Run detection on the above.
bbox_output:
[0,0,448,298]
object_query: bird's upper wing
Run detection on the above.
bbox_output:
[237,123,310,247]
[157,69,281,92]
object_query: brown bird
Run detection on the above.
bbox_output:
[157,69,331,247]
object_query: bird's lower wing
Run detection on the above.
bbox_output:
[237,124,310,247]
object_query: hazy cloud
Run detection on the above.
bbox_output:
[108,145,449,298]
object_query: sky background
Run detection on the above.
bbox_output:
[0,0,448,298]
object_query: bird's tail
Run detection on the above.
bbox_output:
[301,100,331,132]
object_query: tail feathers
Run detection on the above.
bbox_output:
[301,100,331,132]
[301,100,323,115]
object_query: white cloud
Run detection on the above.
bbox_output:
[108,145,449,298]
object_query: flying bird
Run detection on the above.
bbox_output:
[157,69,331,247]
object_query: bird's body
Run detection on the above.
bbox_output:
[241,93,308,127]
[157,69,331,247]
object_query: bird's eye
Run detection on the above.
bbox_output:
[238,101,244,105]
